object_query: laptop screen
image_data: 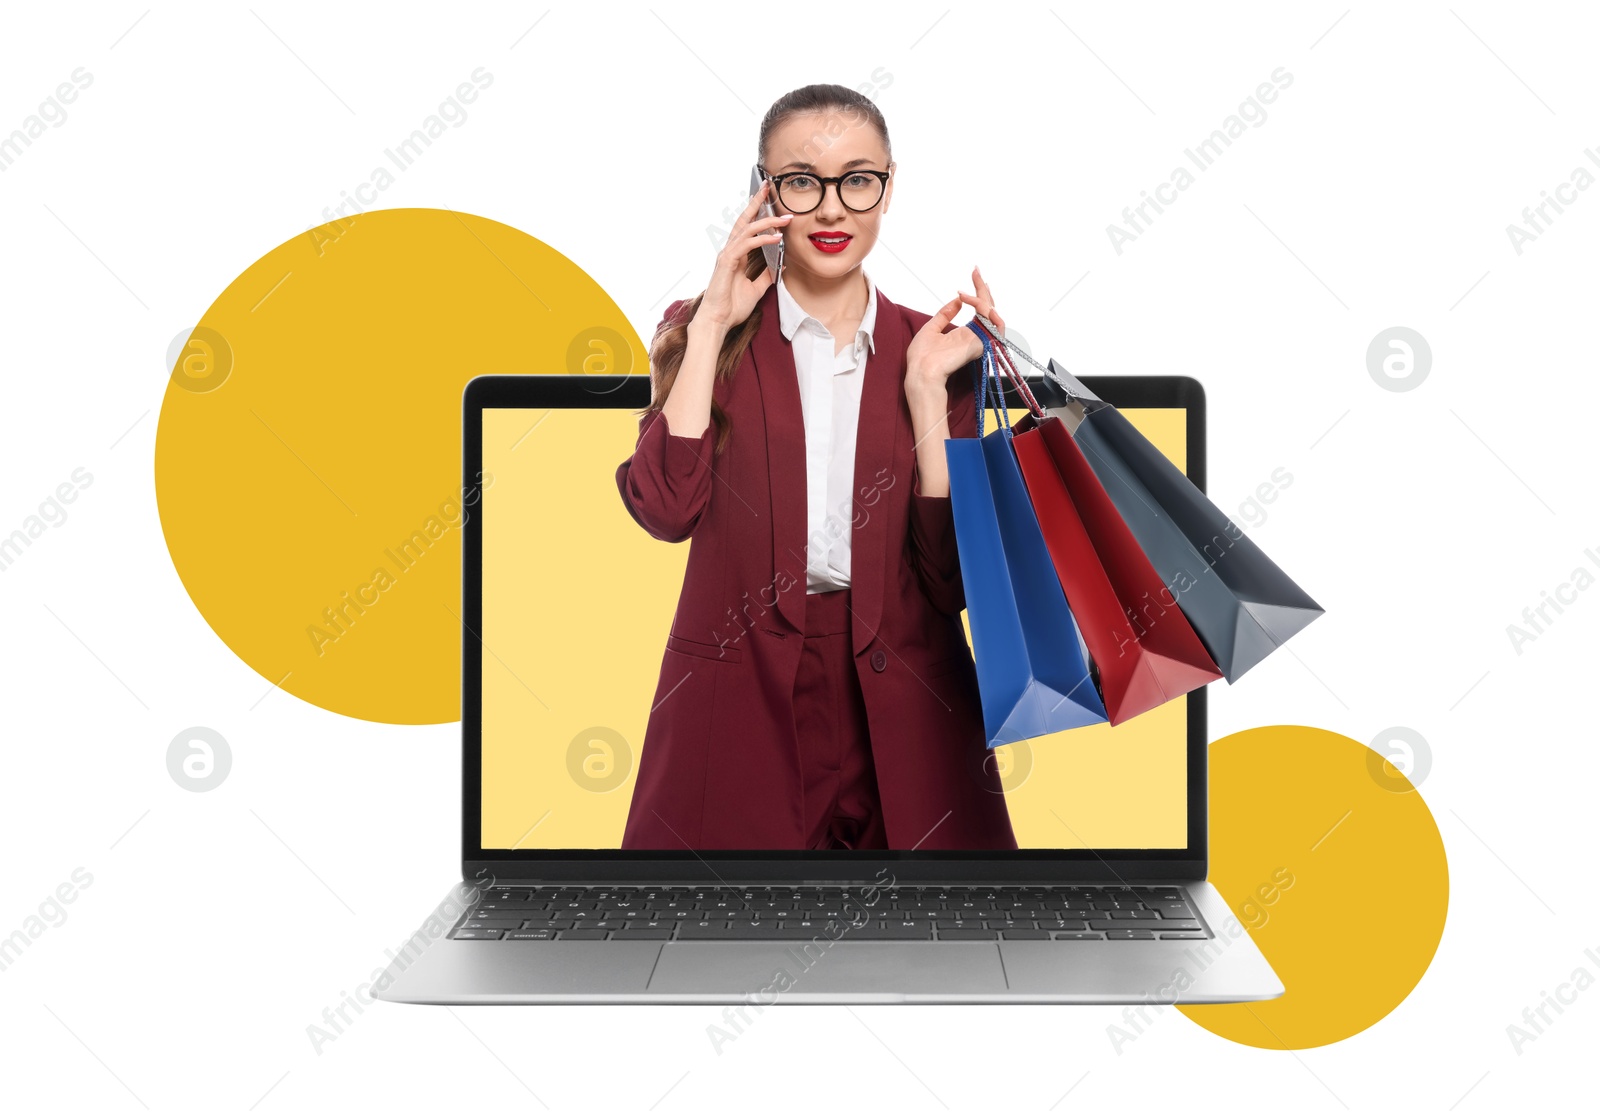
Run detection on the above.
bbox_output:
[467,388,1196,851]
[476,396,1192,854]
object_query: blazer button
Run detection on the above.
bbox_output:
[870,649,887,672]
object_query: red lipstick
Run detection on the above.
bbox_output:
[808,231,852,254]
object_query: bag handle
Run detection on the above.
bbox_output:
[971,318,1044,416]
[972,311,1093,406]
[971,318,990,435]
[965,320,1011,437]
[966,316,1043,419]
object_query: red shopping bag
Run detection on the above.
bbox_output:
[983,326,1223,724]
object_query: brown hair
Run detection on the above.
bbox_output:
[641,83,892,454]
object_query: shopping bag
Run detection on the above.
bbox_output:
[970,313,1322,682]
[982,337,1224,724]
[945,324,1107,749]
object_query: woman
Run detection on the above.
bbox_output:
[614,83,1016,851]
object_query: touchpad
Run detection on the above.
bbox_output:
[648,943,1006,1000]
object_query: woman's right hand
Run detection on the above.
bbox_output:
[693,180,791,332]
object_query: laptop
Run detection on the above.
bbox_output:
[375,366,1285,1004]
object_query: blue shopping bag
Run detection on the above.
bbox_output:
[945,323,1107,749]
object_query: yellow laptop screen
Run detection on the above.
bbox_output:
[479,405,1189,851]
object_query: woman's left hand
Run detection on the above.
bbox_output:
[905,266,1006,400]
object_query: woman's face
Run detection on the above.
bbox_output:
[762,110,893,285]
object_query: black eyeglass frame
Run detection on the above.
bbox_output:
[757,166,893,214]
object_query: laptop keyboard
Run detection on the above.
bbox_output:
[451,884,1210,942]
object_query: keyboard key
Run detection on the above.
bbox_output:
[1106,930,1156,940]
[1140,889,1184,902]
[845,922,932,940]
[675,923,797,940]
[471,909,544,920]
[1160,931,1209,939]
[451,928,504,940]
[1089,920,1165,931]
[1052,931,1105,940]
[1159,905,1195,920]
[461,919,522,929]
[506,929,555,941]
[999,930,1050,940]
[612,929,673,940]
[558,929,610,940]
[936,930,998,940]
[837,928,932,941]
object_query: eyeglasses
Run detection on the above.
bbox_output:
[758,166,891,214]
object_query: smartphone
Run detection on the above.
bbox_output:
[748,164,783,277]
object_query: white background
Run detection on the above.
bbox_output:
[1,1,1594,1114]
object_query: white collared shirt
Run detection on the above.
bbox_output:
[776,268,878,594]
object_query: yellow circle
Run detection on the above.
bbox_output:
[155,208,642,723]
[1179,725,1449,1048]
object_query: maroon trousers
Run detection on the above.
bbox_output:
[793,588,888,850]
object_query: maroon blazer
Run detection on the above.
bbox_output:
[614,282,1016,850]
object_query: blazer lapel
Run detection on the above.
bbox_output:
[748,282,908,647]
[748,283,809,634]
[848,287,906,655]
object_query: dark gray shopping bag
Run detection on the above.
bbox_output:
[971,314,1325,683]
[1036,357,1322,683]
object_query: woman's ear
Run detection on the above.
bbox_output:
[882,161,895,216]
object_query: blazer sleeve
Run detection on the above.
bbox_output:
[907,356,981,617]
[614,300,717,544]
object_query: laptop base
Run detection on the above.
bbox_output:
[375,880,1283,1004]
